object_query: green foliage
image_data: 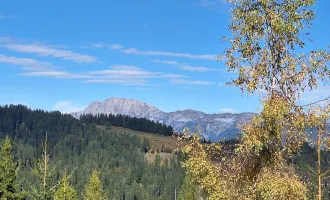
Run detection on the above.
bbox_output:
[183,0,330,198]
[27,134,58,200]
[0,136,25,200]
[0,105,186,200]
[294,142,330,199]
[83,170,106,200]
[80,113,173,136]
[178,173,199,200]
[253,168,307,200]
[54,169,77,200]
[224,0,329,101]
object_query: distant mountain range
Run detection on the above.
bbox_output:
[71,97,255,141]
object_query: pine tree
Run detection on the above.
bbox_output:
[0,136,25,200]
[178,173,199,200]
[54,169,77,200]
[83,169,106,200]
[28,133,58,200]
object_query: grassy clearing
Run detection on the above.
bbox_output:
[96,125,186,150]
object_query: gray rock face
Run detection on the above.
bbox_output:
[71,97,254,141]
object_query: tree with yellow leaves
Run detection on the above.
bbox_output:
[182,0,330,199]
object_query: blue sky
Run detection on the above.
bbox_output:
[0,0,330,114]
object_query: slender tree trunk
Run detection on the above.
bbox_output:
[43,132,48,198]
[318,125,322,200]
[64,168,67,200]
[175,188,176,200]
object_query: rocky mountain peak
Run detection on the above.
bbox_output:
[71,97,254,141]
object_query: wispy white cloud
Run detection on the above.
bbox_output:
[121,48,216,60]
[0,55,187,85]
[109,44,123,50]
[92,43,105,48]
[19,71,93,79]
[92,43,123,50]
[53,100,85,113]
[84,79,148,86]
[152,59,216,72]
[219,108,240,113]
[0,54,94,79]
[0,54,55,71]
[92,43,216,60]
[90,65,186,78]
[152,60,180,65]
[91,65,157,76]
[2,43,97,63]
[180,65,213,72]
[86,65,186,86]
[169,79,215,85]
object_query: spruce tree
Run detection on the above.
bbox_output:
[0,136,25,200]
[54,169,77,200]
[178,173,199,200]
[28,133,57,200]
[83,169,106,200]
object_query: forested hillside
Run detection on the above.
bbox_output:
[0,105,187,200]
[79,113,173,136]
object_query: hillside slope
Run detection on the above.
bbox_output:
[72,97,255,141]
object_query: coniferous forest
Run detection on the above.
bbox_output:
[2,0,330,199]
[0,105,186,200]
[79,113,173,136]
[1,105,330,199]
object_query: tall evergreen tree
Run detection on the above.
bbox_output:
[178,173,199,200]
[54,169,77,200]
[28,133,58,200]
[0,136,25,200]
[83,169,106,200]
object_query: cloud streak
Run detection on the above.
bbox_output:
[121,48,216,60]
[0,54,55,71]
[19,71,93,79]
[180,65,213,72]
[0,54,94,79]
[169,79,215,85]
[92,43,123,50]
[152,59,216,72]
[92,43,216,60]
[3,43,97,63]
[84,79,148,86]
[90,65,186,79]
[86,65,187,86]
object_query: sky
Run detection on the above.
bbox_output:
[1,0,330,114]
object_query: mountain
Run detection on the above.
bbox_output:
[71,97,255,141]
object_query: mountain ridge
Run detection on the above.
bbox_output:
[71,97,255,141]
